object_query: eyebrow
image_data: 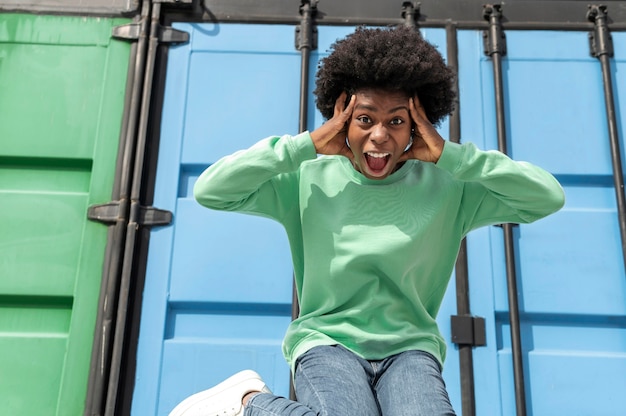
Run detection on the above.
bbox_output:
[355,104,409,113]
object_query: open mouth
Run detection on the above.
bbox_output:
[364,152,390,173]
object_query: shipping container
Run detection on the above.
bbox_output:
[0,13,131,415]
[1,1,625,416]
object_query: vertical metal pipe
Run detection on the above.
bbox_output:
[85,1,151,414]
[446,22,477,416]
[105,2,161,415]
[291,0,318,401]
[483,4,527,416]
[587,4,626,274]
[297,0,317,134]
[293,0,318,325]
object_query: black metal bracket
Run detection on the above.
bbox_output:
[483,3,507,57]
[401,1,421,28]
[112,22,142,41]
[451,315,487,346]
[158,25,190,44]
[112,22,189,45]
[494,223,519,228]
[295,0,318,51]
[587,5,614,58]
[154,0,193,3]
[87,201,173,227]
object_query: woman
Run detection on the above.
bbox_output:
[170,26,564,416]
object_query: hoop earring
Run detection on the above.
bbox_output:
[345,136,351,149]
[404,133,414,152]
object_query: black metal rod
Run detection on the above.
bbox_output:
[293,0,318,330]
[446,21,477,416]
[105,2,161,415]
[291,1,318,401]
[587,4,626,275]
[85,2,151,414]
[455,241,476,416]
[483,5,527,416]
[297,0,316,133]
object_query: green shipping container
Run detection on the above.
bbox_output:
[0,14,130,415]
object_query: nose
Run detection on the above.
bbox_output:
[370,123,389,144]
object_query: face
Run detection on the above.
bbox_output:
[347,88,413,180]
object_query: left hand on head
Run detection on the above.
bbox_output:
[399,96,446,164]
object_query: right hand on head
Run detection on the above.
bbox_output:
[310,92,355,160]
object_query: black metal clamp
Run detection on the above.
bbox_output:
[451,315,487,346]
[87,200,172,227]
[401,2,421,28]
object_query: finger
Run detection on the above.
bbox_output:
[332,94,355,132]
[333,91,348,116]
[412,95,429,120]
[409,97,420,125]
[341,94,356,119]
[408,97,421,120]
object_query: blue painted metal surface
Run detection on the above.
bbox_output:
[132,22,626,415]
[458,29,626,415]
[132,23,301,416]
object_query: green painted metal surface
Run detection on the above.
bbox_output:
[0,13,130,415]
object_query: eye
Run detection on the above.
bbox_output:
[389,117,404,126]
[356,115,372,124]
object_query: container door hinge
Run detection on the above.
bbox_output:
[451,315,486,346]
[87,201,173,227]
[112,23,189,45]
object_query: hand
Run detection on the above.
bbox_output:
[399,96,445,163]
[310,92,355,160]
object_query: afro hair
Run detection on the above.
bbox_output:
[313,26,456,125]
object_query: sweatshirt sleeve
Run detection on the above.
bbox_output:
[193,132,317,222]
[435,141,565,232]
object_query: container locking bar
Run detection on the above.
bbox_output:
[446,20,481,416]
[86,0,187,414]
[587,4,626,276]
[291,1,319,402]
[483,4,527,416]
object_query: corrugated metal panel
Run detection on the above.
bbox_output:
[0,13,130,415]
[131,18,626,416]
[458,29,626,415]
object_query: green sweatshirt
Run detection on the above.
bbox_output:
[194,132,564,370]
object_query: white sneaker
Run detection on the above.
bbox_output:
[168,370,271,416]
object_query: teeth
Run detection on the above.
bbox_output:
[366,152,389,158]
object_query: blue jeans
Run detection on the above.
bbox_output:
[244,345,456,416]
